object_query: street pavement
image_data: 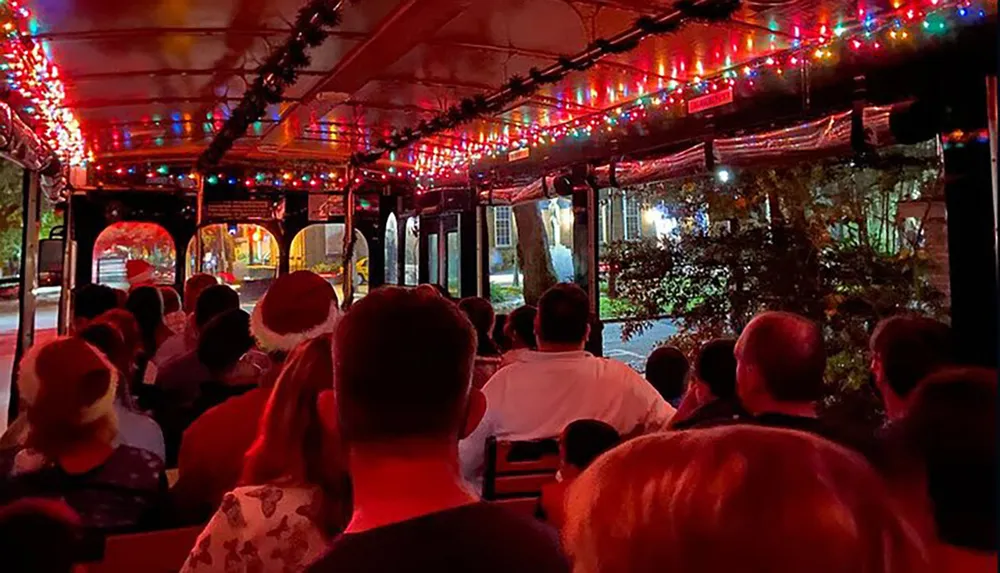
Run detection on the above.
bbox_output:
[601,317,677,372]
[0,302,57,430]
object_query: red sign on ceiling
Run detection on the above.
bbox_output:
[687,87,735,115]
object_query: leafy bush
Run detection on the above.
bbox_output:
[601,149,947,391]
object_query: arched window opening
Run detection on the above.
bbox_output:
[290,224,370,303]
[384,213,399,285]
[93,222,176,288]
[187,223,279,308]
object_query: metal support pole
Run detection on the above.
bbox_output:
[476,204,487,298]
[343,177,356,305]
[585,185,598,314]
[8,169,40,424]
[57,192,75,335]
[987,75,998,265]
[195,175,205,273]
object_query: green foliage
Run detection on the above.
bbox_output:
[603,147,947,391]
[0,162,64,277]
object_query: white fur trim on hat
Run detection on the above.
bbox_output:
[251,299,341,352]
[128,268,155,285]
[17,339,119,424]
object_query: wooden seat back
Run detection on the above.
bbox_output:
[86,525,202,573]
[483,437,560,515]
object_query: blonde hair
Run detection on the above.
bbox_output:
[241,334,350,535]
[564,426,929,573]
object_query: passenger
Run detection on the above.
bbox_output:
[884,367,996,573]
[156,273,219,365]
[458,297,502,389]
[306,287,569,573]
[180,336,351,573]
[644,345,689,408]
[735,312,833,433]
[0,498,86,573]
[537,419,620,529]
[155,284,241,408]
[500,305,537,367]
[164,309,258,471]
[70,283,118,332]
[460,283,673,492]
[0,321,165,458]
[159,285,186,334]
[251,271,341,387]
[184,273,219,314]
[563,426,929,573]
[870,315,952,421]
[94,309,142,382]
[0,337,165,532]
[414,282,452,300]
[112,287,128,309]
[125,286,173,383]
[670,338,749,429]
[177,273,338,519]
[192,310,259,413]
[78,323,165,461]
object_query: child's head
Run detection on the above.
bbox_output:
[0,498,86,573]
[560,419,621,479]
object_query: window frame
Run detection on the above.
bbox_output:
[494,205,513,248]
[623,195,641,240]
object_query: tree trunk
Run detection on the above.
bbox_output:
[513,202,558,305]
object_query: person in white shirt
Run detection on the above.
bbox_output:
[460,283,675,491]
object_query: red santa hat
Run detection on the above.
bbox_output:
[17,337,119,471]
[251,271,341,352]
[126,259,155,287]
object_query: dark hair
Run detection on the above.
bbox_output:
[195,284,240,328]
[73,284,118,322]
[696,338,738,400]
[459,297,500,357]
[644,346,689,402]
[737,312,826,402]
[335,286,476,443]
[78,323,127,377]
[184,273,218,313]
[125,286,164,355]
[537,283,590,345]
[159,286,182,314]
[197,309,253,375]
[870,315,952,399]
[507,305,537,349]
[893,367,996,551]
[0,498,85,573]
[562,419,621,469]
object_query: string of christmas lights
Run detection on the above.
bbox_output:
[0,0,85,165]
[411,0,990,179]
[89,162,414,191]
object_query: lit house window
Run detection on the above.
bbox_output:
[495,206,512,247]
[623,196,641,240]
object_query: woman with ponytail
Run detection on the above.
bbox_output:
[180,334,351,573]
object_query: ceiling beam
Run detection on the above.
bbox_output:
[66,68,330,82]
[33,27,368,42]
[424,39,688,81]
[255,0,475,149]
[369,74,496,92]
[69,96,298,110]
